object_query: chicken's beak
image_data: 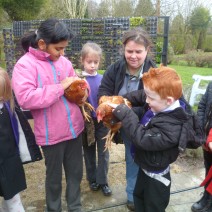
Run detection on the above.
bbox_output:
[96,112,102,123]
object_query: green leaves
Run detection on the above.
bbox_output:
[1,0,45,21]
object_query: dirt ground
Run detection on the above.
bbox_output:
[20,142,204,209]
[20,142,127,209]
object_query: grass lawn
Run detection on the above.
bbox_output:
[167,65,212,108]
[169,64,212,87]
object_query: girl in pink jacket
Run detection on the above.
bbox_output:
[12,18,84,212]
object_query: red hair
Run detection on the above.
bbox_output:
[142,65,182,100]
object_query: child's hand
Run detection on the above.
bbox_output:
[107,103,119,108]
[61,77,79,90]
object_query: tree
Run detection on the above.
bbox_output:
[151,0,210,21]
[169,14,186,53]
[188,6,211,50]
[170,14,185,34]
[61,0,88,19]
[0,0,45,21]
[37,0,69,19]
[134,0,155,16]
[112,0,133,17]
[0,7,10,28]
[151,0,178,18]
[96,0,135,18]
[175,0,210,20]
[155,0,160,16]
[87,0,99,18]
[97,0,111,17]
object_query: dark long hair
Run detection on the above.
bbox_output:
[21,18,74,52]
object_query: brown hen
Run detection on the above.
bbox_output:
[96,95,132,150]
[64,79,94,121]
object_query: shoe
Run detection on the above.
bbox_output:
[100,184,112,196]
[89,182,100,191]
[191,191,212,212]
[127,200,135,211]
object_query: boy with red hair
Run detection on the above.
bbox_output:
[109,65,203,212]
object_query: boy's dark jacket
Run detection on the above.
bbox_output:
[113,90,204,172]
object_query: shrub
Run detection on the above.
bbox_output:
[156,41,175,64]
[204,35,212,52]
[205,55,212,68]
[155,41,162,63]
[169,33,185,54]
[195,53,208,67]
[184,50,212,67]
[167,44,175,64]
[129,17,145,28]
[184,51,196,66]
[184,34,196,53]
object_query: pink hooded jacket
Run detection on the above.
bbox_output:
[12,47,84,146]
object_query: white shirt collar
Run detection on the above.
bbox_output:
[153,100,180,116]
[0,102,3,109]
[81,71,97,77]
[163,100,180,112]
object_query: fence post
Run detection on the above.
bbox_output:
[161,16,169,66]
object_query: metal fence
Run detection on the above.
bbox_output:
[3,16,169,76]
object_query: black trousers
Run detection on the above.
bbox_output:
[203,149,212,193]
[133,168,171,212]
[83,120,109,184]
[204,149,212,175]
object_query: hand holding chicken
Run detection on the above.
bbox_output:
[61,76,79,90]
[64,79,94,121]
[96,95,132,150]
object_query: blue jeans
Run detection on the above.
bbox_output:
[121,129,139,202]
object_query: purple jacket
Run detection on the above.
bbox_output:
[5,102,19,146]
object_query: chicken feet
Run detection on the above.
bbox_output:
[81,102,95,122]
